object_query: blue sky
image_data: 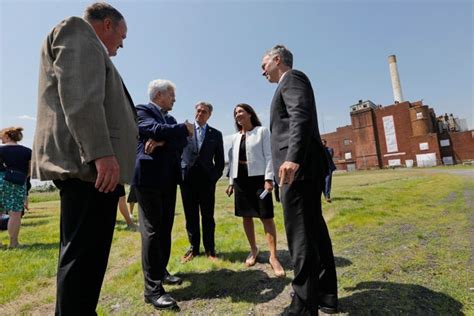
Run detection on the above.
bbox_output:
[0,0,472,151]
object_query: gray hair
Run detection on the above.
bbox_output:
[265,44,293,68]
[148,79,176,101]
[195,101,213,113]
[83,2,124,24]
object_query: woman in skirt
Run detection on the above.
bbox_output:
[226,104,285,277]
[0,127,31,248]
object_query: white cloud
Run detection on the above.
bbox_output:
[17,115,36,121]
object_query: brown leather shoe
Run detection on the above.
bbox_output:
[181,248,196,263]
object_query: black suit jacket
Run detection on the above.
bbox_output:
[270,69,328,184]
[181,125,224,183]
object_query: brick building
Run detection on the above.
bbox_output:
[322,100,474,171]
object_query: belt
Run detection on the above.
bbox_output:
[238,160,247,164]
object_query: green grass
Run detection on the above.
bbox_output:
[1,168,473,315]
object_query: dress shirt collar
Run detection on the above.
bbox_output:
[150,101,168,115]
[195,122,207,131]
[278,70,290,84]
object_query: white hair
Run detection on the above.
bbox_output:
[148,79,176,101]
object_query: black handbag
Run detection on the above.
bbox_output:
[4,169,27,185]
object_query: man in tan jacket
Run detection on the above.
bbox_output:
[32,3,137,314]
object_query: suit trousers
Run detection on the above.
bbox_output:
[136,185,177,296]
[53,179,120,316]
[280,178,338,315]
[180,165,216,254]
[324,171,333,198]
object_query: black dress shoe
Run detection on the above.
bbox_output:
[144,294,180,311]
[318,293,338,314]
[319,304,338,314]
[163,273,183,285]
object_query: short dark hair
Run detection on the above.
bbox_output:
[233,103,262,131]
[195,101,213,113]
[83,2,124,24]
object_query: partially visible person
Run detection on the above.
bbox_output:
[32,3,137,314]
[180,101,224,262]
[261,44,338,314]
[127,185,137,215]
[133,79,193,311]
[226,104,285,278]
[117,185,138,230]
[0,127,31,248]
[322,139,336,203]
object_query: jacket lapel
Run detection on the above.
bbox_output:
[198,125,211,153]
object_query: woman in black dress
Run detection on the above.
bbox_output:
[226,104,285,277]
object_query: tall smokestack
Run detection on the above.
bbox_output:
[388,55,404,103]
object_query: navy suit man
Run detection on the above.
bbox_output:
[132,79,194,311]
[322,139,336,202]
[180,102,224,262]
[261,45,338,315]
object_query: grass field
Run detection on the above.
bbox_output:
[0,167,473,315]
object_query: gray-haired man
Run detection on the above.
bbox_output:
[261,45,338,315]
[132,79,193,311]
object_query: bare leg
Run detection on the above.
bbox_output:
[243,217,259,266]
[8,211,22,248]
[261,218,285,277]
[118,196,134,226]
[128,202,135,215]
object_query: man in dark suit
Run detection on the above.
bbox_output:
[32,3,137,314]
[132,79,193,311]
[322,139,337,203]
[261,45,338,315]
[180,102,224,262]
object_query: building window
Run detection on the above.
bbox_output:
[416,112,423,119]
[345,152,352,160]
[442,156,454,165]
[440,139,450,147]
[388,159,401,166]
[343,139,351,146]
[419,142,429,150]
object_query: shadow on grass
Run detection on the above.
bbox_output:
[217,250,352,270]
[331,196,363,201]
[171,268,291,304]
[218,250,293,268]
[334,256,352,268]
[6,242,58,251]
[23,212,53,219]
[21,219,50,227]
[340,281,463,315]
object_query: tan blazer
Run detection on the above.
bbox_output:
[32,17,138,184]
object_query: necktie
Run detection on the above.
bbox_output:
[197,126,204,150]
